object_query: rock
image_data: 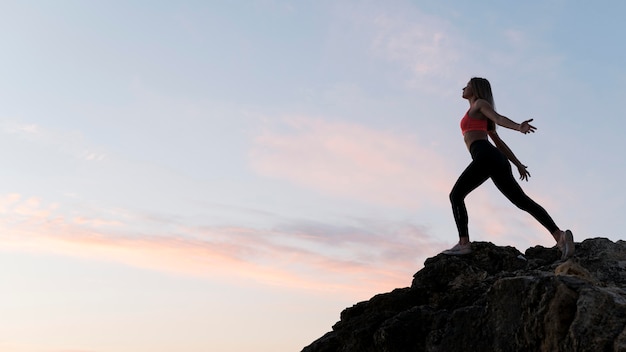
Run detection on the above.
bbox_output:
[301,237,626,352]
[555,261,597,284]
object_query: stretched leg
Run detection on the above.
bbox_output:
[490,161,559,234]
[449,160,490,241]
[491,154,574,259]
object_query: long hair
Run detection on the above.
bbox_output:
[470,77,496,131]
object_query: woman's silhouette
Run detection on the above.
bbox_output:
[443,77,574,258]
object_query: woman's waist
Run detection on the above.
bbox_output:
[468,139,496,159]
[464,131,489,150]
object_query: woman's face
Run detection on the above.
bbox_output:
[462,81,473,99]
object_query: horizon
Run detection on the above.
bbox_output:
[1,1,625,351]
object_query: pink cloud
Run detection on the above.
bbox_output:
[250,116,454,210]
[0,194,446,298]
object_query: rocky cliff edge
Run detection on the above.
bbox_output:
[302,237,626,352]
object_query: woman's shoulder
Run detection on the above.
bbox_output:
[470,99,495,116]
[474,98,493,108]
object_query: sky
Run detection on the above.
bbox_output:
[0,1,625,351]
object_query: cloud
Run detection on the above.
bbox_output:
[1,122,41,135]
[0,193,446,298]
[349,3,565,99]
[358,6,469,94]
[0,120,107,162]
[371,13,459,76]
[250,116,454,210]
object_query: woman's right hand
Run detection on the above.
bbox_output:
[520,119,536,134]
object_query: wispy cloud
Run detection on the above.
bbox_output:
[371,13,460,77]
[351,3,564,98]
[350,5,469,94]
[250,116,454,210]
[0,193,445,297]
[0,120,107,162]
[2,122,41,135]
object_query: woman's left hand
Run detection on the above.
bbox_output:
[520,119,536,134]
[517,164,531,181]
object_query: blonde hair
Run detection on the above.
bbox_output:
[470,77,496,131]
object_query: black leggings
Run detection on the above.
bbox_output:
[449,140,558,239]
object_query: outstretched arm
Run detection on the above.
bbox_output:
[488,130,531,181]
[477,100,536,134]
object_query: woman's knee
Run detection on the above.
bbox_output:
[449,188,463,205]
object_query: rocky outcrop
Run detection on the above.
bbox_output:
[302,238,626,352]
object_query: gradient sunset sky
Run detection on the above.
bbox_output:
[1,1,625,351]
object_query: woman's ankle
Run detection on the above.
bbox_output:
[552,229,564,244]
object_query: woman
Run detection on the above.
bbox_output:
[443,77,574,259]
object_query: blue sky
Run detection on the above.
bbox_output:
[0,1,625,351]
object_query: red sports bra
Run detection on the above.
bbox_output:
[460,111,488,134]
